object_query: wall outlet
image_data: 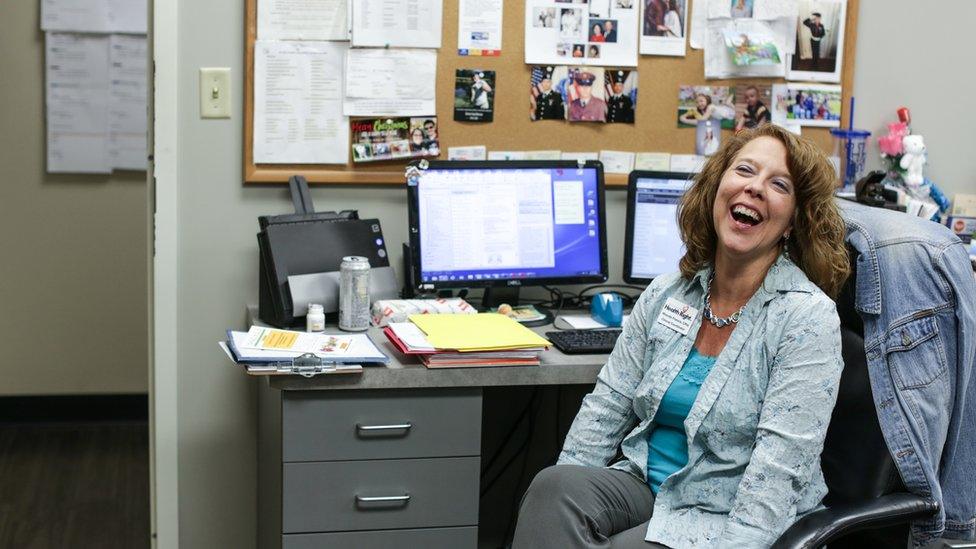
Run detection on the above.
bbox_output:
[199,67,231,119]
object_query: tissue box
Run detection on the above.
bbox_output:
[371,298,477,327]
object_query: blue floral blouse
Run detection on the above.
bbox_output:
[558,255,844,548]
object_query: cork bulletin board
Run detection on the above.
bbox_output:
[244,0,860,186]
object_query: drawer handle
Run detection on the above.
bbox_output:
[356,494,411,504]
[356,422,412,433]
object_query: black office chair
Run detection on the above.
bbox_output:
[772,269,940,548]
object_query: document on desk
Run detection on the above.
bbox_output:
[410,313,551,351]
[235,327,388,362]
[343,48,436,116]
[350,0,442,48]
[258,0,350,40]
[46,32,112,174]
[108,34,147,171]
[254,40,349,164]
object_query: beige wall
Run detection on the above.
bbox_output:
[159,0,976,547]
[0,2,148,395]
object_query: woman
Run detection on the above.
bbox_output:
[679,92,715,125]
[408,127,426,152]
[591,23,607,42]
[663,0,682,37]
[512,124,850,548]
[572,44,585,57]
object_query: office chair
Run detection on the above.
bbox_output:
[772,269,940,548]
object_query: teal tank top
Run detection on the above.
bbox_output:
[646,347,717,494]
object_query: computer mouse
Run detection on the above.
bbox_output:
[591,292,624,327]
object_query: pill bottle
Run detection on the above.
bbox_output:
[306,303,325,333]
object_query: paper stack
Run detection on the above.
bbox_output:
[383,314,551,368]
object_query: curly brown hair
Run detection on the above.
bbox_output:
[676,124,850,298]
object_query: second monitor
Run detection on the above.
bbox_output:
[407,160,609,307]
[624,170,695,285]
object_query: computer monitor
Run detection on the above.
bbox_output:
[623,171,695,285]
[407,160,608,307]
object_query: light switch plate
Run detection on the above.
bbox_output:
[200,67,231,119]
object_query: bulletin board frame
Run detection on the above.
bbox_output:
[244,0,859,186]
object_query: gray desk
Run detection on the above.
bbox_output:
[253,310,609,549]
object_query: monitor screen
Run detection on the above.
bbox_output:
[407,161,608,290]
[624,171,694,284]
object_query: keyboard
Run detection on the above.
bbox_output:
[546,329,623,354]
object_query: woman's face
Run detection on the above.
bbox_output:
[593,24,602,34]
[411,129,423,143]
[712,136,796,264]
[696,95,708,109]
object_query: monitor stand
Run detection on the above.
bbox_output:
[481,286,520,310]
[481,286,553,327]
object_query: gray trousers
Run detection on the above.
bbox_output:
[511,464,670,549]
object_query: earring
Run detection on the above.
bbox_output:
[782,232,791,258]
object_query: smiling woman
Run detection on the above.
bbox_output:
[512,124,852,548]
[679,124,849,299]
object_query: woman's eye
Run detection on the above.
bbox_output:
[735,165,752,175]
[773,180,790,191]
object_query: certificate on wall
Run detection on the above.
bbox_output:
[524,0,639,67]
[351,0,442,48]
[253,41,350,164]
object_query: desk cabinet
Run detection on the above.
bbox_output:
[259,384,482,549]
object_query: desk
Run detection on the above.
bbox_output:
[254,312,609,549]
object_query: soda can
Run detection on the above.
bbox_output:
[339,256,371,332]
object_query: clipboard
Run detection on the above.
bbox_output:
[219,342,364,377]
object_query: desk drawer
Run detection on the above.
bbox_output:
[282,526,477,549]
[282,456,479,533]
[282,388,481,462]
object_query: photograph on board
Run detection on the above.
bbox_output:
[588,18,619,42]
[605,69,637,123]
[731,0,754,18]
[566,67,607,122]
[733,83,772,132]
[530,65,567,121]
[771,83,842,127]
[677,85,735,129]
[787,0,846,83]
[454,69,495,122]
[560,7,584,38]
[696,120,721,156]
[350,117,440,162]
[533,7,557,28]
[527,0,638,66]
[640,0,686,56]
[723,26,781,66]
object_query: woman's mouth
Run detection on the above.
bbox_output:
[730,204,763,229]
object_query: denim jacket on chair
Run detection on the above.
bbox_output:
[838,199,976,546]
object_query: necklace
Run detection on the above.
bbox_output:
[703,274,745,329]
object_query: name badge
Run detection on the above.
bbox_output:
[656,298,699,335]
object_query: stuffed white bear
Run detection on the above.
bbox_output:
[900,134,927,189]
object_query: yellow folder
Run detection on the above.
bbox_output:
[409,313,551,352]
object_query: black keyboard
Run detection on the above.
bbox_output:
[546,329,623,354]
